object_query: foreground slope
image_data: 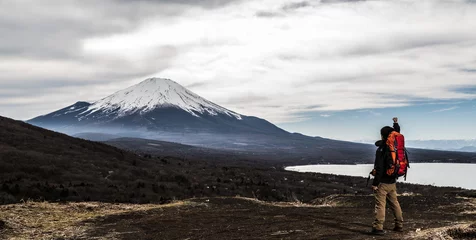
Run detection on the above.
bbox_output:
[0,116,183,204]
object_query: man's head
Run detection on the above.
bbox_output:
[380,126,395,140]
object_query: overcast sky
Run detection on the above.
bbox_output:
[1,0,476,140]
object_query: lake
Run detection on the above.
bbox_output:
[285,163,476,190]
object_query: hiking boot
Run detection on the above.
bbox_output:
[370,228,385,235]
[393,226,404,232]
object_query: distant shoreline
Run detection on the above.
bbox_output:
[286,163,476,190]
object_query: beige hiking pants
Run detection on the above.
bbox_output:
[372,183,403,230]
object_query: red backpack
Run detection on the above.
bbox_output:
[386,131,409,180]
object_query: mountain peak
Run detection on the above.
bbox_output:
[85,78,242,119]
[27,77,289,136]
[139,77,178,86]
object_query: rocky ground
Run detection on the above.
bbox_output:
[1,193,475,240]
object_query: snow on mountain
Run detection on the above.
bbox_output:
[28,78,289,136]
[83,78,242,120]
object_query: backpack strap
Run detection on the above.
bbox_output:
[405,148,410,168]
[394,136,399,160]
[406,148,410,180]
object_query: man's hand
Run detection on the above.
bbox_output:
[393,117,398,123]
[372,185,378,191]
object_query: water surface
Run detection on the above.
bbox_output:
[286,163,476,190]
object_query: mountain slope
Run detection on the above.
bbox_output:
[0,116,186,204]
[28,78,286,136]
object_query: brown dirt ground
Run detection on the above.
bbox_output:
[1,195,474,240]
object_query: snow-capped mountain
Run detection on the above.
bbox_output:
[86,78,242,119]
[28,78,287,136]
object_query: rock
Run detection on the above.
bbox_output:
[0,219,6,229]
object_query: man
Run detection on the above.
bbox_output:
[370,118,404,235]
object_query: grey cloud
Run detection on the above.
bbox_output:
[0,78,111,107]
[282,1,310,11]
[278,54,307,61]
[222,94,270,105]
[0,44,176,120]
[0,0,183,59]
[0,0,182,119]
[305,105,325,110]
[451,86,476,94]
[114,0,242,8]
[255,11,284,18]
[342,33,472,57]
[1,51,173,89]
[357,109,382,116]
[307,69,417,85]
[0,102,35,108]
[320,0,366,3]
[185,82,212,89]
[235,104,282,109]
[256,1,310,18]
[1,44,175,82]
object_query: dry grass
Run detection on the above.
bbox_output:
[405,198,476,239]
[0,200,183,240]
[461,197,476,215]
[231,196,335,208]
[406,223,476,240]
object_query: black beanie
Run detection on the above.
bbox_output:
[380,126,394,140]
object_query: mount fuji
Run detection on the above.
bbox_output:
[28,78,287,138]
[26,78,476,164]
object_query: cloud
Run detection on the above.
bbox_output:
[321,0,366,3]
[114,0,242,8]
[432,106,460,113]
[358,110,382,116]
[255,11,284,18]
[282,1,310,11]
[320,114,332,118]
[2,0,476,124]
[0,0,190,119]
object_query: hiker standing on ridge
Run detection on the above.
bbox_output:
[370,118,404,235]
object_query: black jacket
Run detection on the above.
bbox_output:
[372,144,397,186]
[393,123,400,133]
